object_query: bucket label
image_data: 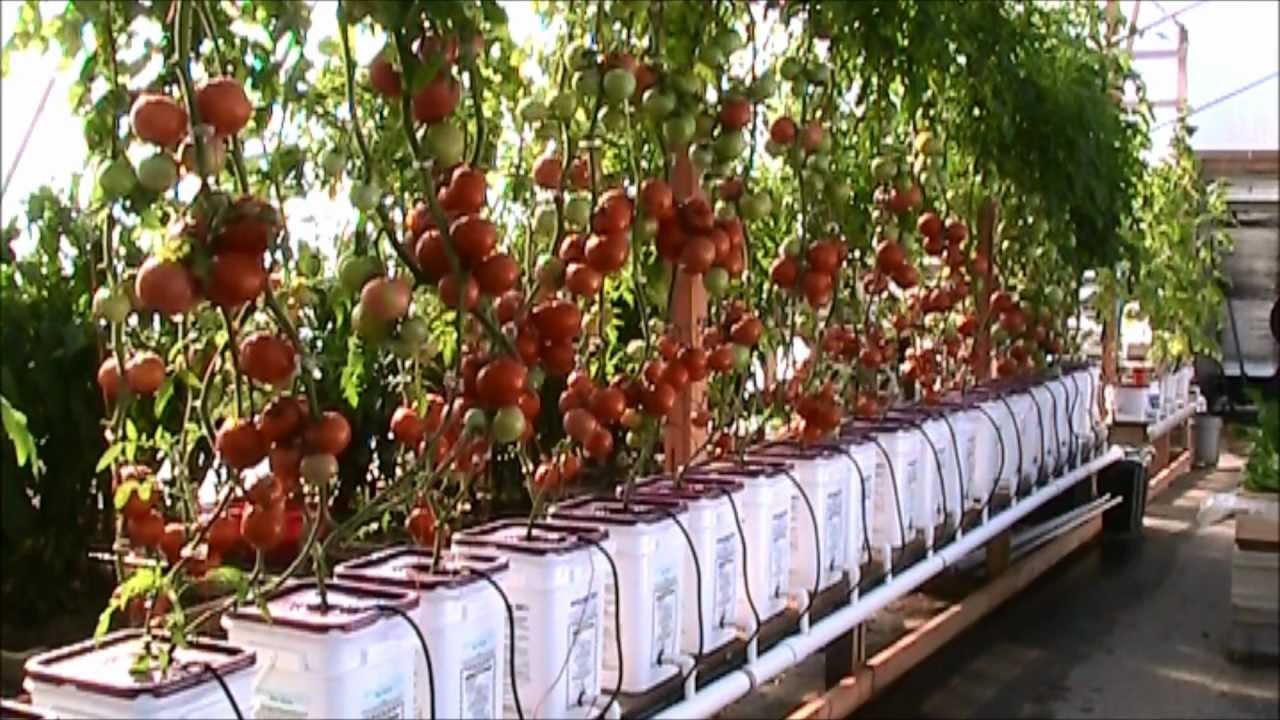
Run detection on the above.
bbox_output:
[255,688,309,720]
[567,591,600,709]
[770,508,789,602]
[460,648,497,719]
[869,454,896,547]
[651,568,679,665]
[824,487,845,573]
[361,675,405,719]
[714,532,738,630]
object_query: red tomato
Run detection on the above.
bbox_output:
[304,411,352,455]
[216,419,268,469]
[239,333,297,386]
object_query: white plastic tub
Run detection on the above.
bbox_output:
[451,520,612,719]
[833,434,877,578]
[222,580,417,720]
[550,498,687,694]
[1028,383,1058,477]
[0,698,56,719]
[690,462,792,630]
[628,477,743,656]
[1008,391,1043,485]
[943,408,980,510]
[24,630,254,719]
[1046,377,1073,471]
[745,442,849,596]
[334,547,509,719]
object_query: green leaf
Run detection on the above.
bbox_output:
[0,394,41,476]
[155,377,176,417]
[113,479,138,511]
[97,442,124,473]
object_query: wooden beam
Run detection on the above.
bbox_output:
[664,148,707,469]
[1176,25,1189,112]
[787,514,1104,720]
[1147,448,1192,501]
[971,196,999,382]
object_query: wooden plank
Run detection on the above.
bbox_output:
[1147,448,1192,500]
[786,515,1104,720]
[663,149,706,469]
[985,532,1012,578]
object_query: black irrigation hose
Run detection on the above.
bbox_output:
[973,404,1009,518]
[714,486,763,648]
[907,423,950,543]
[1023,389,1049,482]
[939,414,968,516]
[778,467,822,619]
[583,539,624,720]
[832,446,875,570]
[996,396,1027,492]
[181,662,244,720]
[1046,381,1064,472]
[649,505,705,680]
[465,566,525,720]
[869,436,909,569]
[376,604,436,720]
[1064,374,1081,462]
[832,445,875,599]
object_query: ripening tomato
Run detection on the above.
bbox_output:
[160,523,186,565]
[563,408,600,444]
[124,351,166,395]
[304,411,352,455]
[239,333,297,386]
[585,233,630,275]
[206,252,267,307]
[729,316,764,346]
[533,462,561,490]
[241,503,285,551]
[475,253,520,296]
[127,509,166,549]
[449,216,498,266]
[196,77,252,137]
[585,426,614,460]
[640,179,674,220]
[476,357,528,408]
[136,257,198,315]
[642,382,677,416]
[217,419,268,469]
[438,273,480,311]
[769,116,797,145]
[407,505,437,546]
[564,262,603,297]
[445,166,487,215]
[532,299,582,342]
[719,97,752,130]
[412,72,461,124]
[369,56,403,97]
[130,94,188,147]
[533,155,563,189]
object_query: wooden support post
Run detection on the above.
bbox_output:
[664,148,707,470]
[985,531,1012,578]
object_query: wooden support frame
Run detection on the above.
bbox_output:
[786,512,1106,720]
[664,149,707,470]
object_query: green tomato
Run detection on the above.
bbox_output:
[426,122,465,166]
[914,131,943,156]
[626,339,647,361]
[673,74,702,98]
[880,224,900,242]
[663,114,696,147]
[715,29,743,55]
[714,131,746,161]
[642,88,676,119]
[645,260,671,305]
[399,316,431,346]
[321,149,346,178]
[297,248,322,277]
[352,303,390,344]
[575,68,601,97]
[806,173,826,194]
[806,64,832,84]
[464,407,489,435]
[350,181,380,212]
[739,192,772,221]
[338,254,383,295]
[564,196,591,229]
[828,180,852,203]
[534,122,559,142]
[389,337,416,359]
[491,405,526,444]
[731,343,752,371]
[420,337,440,360]
[779,58,802,80]
[783,239,802,257]
[695,113,717,140]
[533,205,558,238]
[535,255,565,287]
[791,75,808,96]
[551,92,577,121]
[751,71,777,100]
[807,153,831,174]
[92,286,132,324]
[1045,286,1065,307]
[703,267,730,297]
[602,68,636,104]
[563,41,586,69]
[602,107,627,133]
[765,139,786,157]
[715,201,737,221]
[99,159,137,198]
[527,365,546,391]
[697,43,724,68]
[870,156,897,183]
[137,153,178,193]
[519,99,548,124]
[817,133,833,154]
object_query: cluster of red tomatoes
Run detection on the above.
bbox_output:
[651,184,747,286]
[769,236,847,308]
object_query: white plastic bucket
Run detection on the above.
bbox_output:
[921,414,963,527]
[1046,377,1072,470]
[1007,391,1043,485]
[452,520,612,719]
[1028,383,1057,477]
[24,630,254,719]
[943,408,980,510]
[834,435,876,580]
[628,477,743,656]
[550,498,686,694]
[858,424,918,564]
[221,580,417,720]
[0,698,55,719]
[745,442,848,596]
[334,548,509,719]
[978,397,1020,497]
[691,462,792,630]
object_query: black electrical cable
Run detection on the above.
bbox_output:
[583,539,624,720]
[832,445,875,599]
[181,661,244,720]
[973,404,1009,517]
[1022,389,1049,483]
[376,604,436,720]
[465,566,525,720]
[714,485,763,648]
[1064,374,1081,464]
[649,505,704,681]
[907,422,950,544]
[1046,381,1064,475]
[996,396,1027,494]
[939,414,968,521]
[869,436,909,569]
[778,467,822,619]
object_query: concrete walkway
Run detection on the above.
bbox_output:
[859,448,1280,719]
